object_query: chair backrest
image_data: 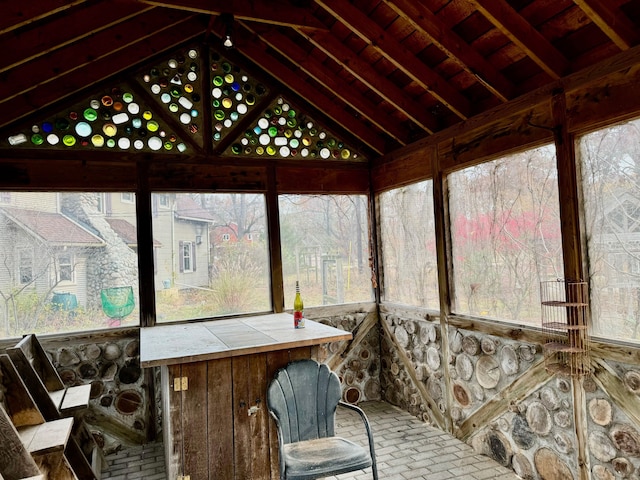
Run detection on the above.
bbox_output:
[267,359,341,445]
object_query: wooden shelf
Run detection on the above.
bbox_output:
[541,300,588,307]
[543,342,587,354]
[542,322,588,331]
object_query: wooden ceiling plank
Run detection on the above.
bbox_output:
[251,25,411,144]
[315,0,472,120]
[233,25,388,154]
[382,0,514,102]
[0,15,205,131]
[467,0,569,79]
[137,0,328,30]
[0,3,155,74]
[375,41,640,168]
[572,0,638,50]
[0,0,89,35]
[0,9,197,105]
[297,27,438,133]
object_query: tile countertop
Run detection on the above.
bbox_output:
[140,313,352,367]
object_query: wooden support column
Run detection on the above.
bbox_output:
[432,145,454,434]
[136,161,156,327]
[267,166,284,312]
[551,91,590,480]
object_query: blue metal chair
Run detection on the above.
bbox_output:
[267,359,378,480]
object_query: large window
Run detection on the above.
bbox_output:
[379,181,439,309]
[0,192,140,339]
[580,118,640,343]
[153,193,270,322]
[448,145,564,325]
[279,194,373,309]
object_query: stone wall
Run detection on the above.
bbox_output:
[379,305,640,480]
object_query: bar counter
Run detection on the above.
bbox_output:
[140,313,352,480]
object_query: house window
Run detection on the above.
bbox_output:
[279,194,373,309]
[58,253,73,282]
[0,192,10,204]
[580,117,640,343]
[121,192,134,204]
[181,241,194,273]
[222,233,230,241]
[18,249,33,284]
[159,194,170,208]
[96,193,106,213]
[246,233,253,241]
[448,144,563,326]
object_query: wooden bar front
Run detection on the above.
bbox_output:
[140,313,352,480]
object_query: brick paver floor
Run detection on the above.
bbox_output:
[101,401,519,480]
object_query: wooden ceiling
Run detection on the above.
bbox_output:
[2,0,640,159]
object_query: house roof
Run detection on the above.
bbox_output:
[0,207,105,246]
[175,196,216,222]
[1,1,639,160]
[105,218,163,247]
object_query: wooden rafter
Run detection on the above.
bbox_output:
[249,25,411,145]
[315,0,472,120]
[468,0,569,79]
[0,3,154,74]
[0,14,204,130]
[295,28,438,133]
[233,24,388,154]
[0,0,89,35]
[137,0,328,30]
[1,9,198,106]
[382,0,514,102]
[572,0,638,50]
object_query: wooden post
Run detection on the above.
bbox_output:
[432,144,454,433]
[551,91,590,480]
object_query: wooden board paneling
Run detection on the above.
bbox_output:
[181,361,209,480]
[275,164,370,194]
[147,163,269,192]
[207,357,234,480]
[232,354,253,480]
[162,364,183,479]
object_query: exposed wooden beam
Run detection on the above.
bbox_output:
[372,42,640,179]
[0,9,198,106]
[468,0,569,79]
[572,0,638,50]
[233,24,389,155]
[0,3,154,73]
[0,0,89,35]
[382,0,514,102]
[315,0,471,120]
[137,0,328,30]
[249,25,411,145]
[0,14,204,130]
[295,27,438,133]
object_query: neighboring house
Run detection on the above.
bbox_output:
[0,194,105,332]
[152,194,214,291]
[211,222,259,244]
[0,191,213,331]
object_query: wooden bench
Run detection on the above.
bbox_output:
[0,354,75,479]
[6,336,104,479]
[7,334,91,418]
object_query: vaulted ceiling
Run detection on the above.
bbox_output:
[2,0,640,159]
